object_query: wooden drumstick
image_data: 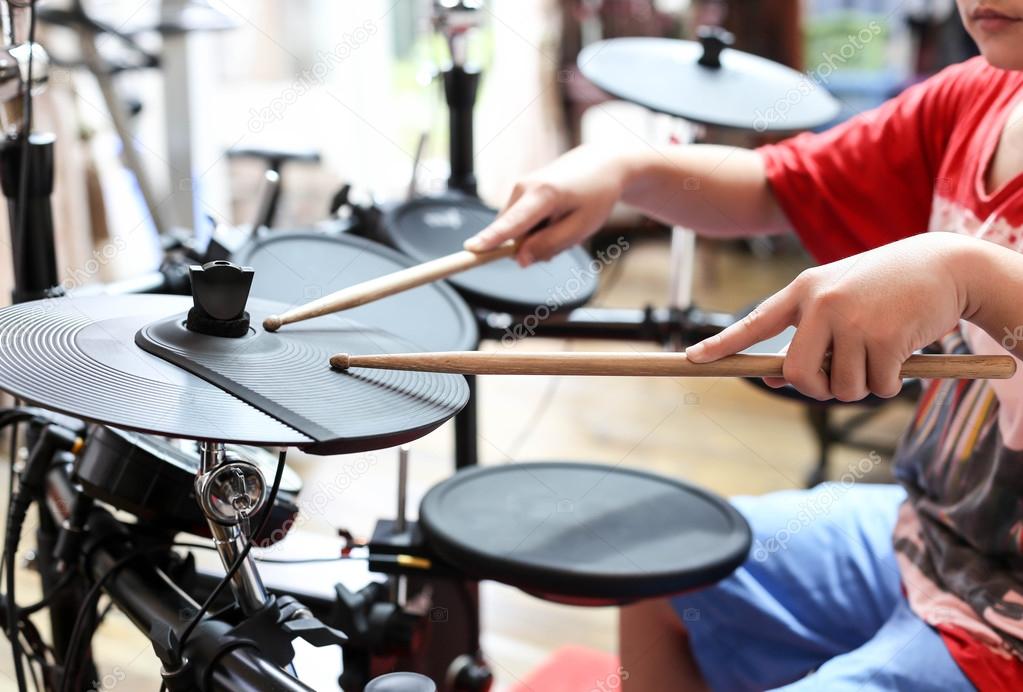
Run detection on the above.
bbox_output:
[329,351,1017,380]
[262,241,519,332]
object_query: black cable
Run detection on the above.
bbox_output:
[17,568,74,616]
[60,546,163,692]
[171,449,288,666]
[3,414,39,692]
[19,633,41,692]
[0,407,36,586]
[172,541,367,564]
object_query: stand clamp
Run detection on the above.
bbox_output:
[158,594,347,692]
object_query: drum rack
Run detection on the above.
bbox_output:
[0,4,903,690]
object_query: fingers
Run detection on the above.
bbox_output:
[686,288,798,363]
[828,337,868,402]
[464,186,557,252]
[761,345,789,388]
[865,349,904,399]
[515,213,587,266]
[781,314,833,400]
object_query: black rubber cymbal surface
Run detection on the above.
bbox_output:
[419,462,750,604]
[381,194,598,315]
[136,297,469,454]
[579,38,840,132]
[234,230,479,351]
[0,295,467,454]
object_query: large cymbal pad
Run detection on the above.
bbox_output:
[0,296,468,454]
[136,297,469,454]
[578,37,840,132]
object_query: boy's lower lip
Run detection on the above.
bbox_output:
[972,13,1021,31]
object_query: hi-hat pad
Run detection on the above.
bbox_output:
[0,295,468,454]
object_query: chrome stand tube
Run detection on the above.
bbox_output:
[197,441,270,614]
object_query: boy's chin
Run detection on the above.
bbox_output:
[976,37,1023,71]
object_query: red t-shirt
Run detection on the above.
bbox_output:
[760,56,1023,263]
[758,57,1023,691]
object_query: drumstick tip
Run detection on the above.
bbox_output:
[263,315,283,332]
[329,353,351,370]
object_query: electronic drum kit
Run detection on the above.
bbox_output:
[2,3,1014,692]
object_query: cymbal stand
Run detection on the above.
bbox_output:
[435,0,484,196]
[0,2,58,304]
[196,441,271,613]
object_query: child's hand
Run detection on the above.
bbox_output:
[685,234,975,401]
[463,145,628,267]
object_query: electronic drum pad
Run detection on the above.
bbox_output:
[0,294,468,454]
[419,462,751,604]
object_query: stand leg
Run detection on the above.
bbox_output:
[805,406,832,487]
[454,375,478,469]
[0,132,60,303]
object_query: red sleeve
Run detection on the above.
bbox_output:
[757,58,984,264]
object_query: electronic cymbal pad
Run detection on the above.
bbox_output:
[0,262,468,454]
[579,28,841,132]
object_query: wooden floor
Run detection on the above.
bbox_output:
[0,236,912,691]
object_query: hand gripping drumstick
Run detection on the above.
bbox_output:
[328,351,1017,380]
[262,241,519,332]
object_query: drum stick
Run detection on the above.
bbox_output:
[329,351,1017,380]
[262,241,519,332]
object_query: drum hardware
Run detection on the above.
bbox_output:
[364,0,598,316]
[195,441,271,614]
[72,425,302,543]
[350,0,597,472]
[367,672,437,692]
[224,146,322,231]
[330,350,1016,381]
[0,250,471,689]
[68,490,336,692]
[478,303,732,344]
[314,446,491,691]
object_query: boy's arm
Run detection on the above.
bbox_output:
[620,144,792,238]
[464,143,789,267]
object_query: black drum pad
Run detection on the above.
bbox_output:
[135,297,469,454]
[234,230,479,352]
[419,462,750,604]
[382,194,599,315]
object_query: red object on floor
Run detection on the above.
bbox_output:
[509,645,625,692]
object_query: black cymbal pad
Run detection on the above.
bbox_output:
[136,297,469,454]
[579,37,840,132]
[0,295,467,454]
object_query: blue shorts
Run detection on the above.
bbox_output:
[672,483,974,691]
